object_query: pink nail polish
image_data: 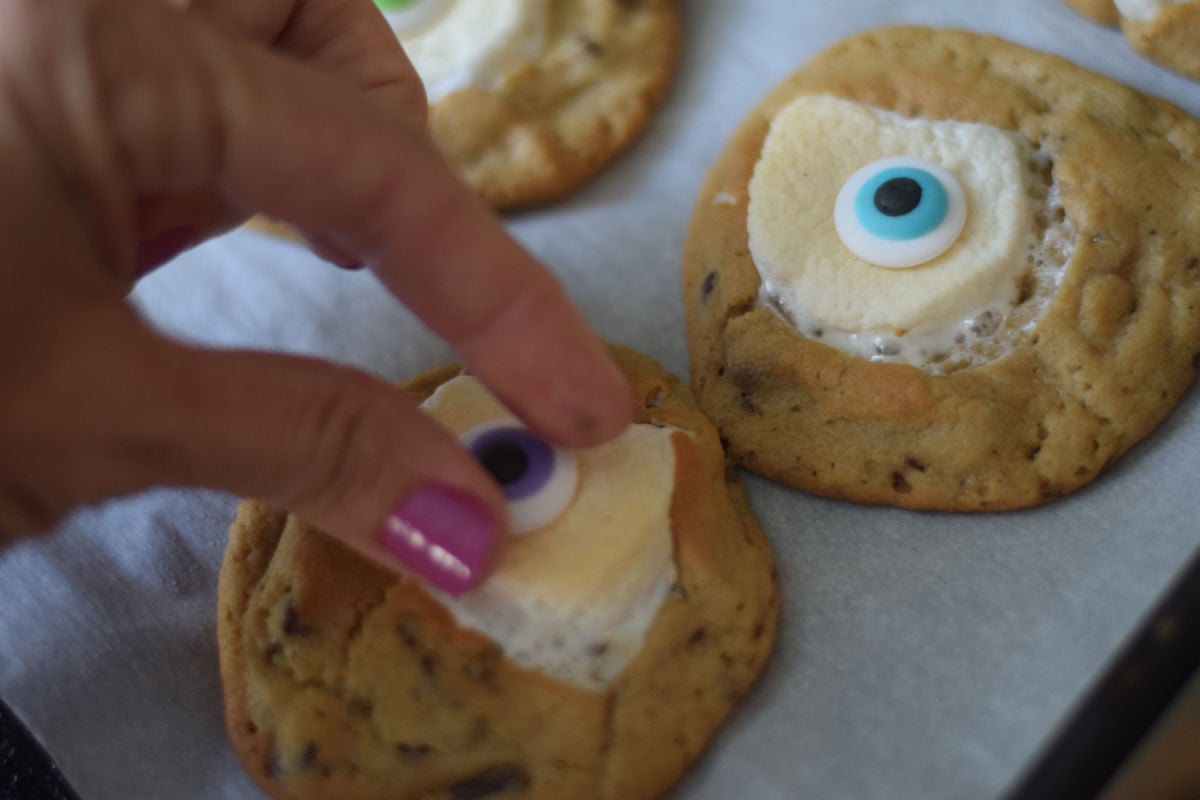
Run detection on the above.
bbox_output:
[135,226,197,277]
[377,483,498,595]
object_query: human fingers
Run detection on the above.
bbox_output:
[132,0,426,269]
[190,0,429,119]
[74,0,629,443]
[0,297,505,594]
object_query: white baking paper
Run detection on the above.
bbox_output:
[2,1,1200,798]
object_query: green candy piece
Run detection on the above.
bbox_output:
[374,0,418,10]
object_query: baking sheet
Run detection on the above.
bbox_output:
[3,1,1200,798]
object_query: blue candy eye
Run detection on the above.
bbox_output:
[460,420,578,534]
[834,157,967,269]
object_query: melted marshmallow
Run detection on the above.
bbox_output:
[1114,0,1189,22]
[385,0,549,101]
[748,95,1074,373]
[421,375,679,691]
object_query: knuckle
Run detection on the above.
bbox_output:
[88,0,228,187]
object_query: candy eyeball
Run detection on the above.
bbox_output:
[373,0,449,37]
[833,156,967,269]
[460,419,579,534]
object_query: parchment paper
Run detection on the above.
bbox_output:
[3,1,1200,798]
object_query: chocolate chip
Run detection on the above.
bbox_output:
[281,597,312,637]
[589,641,610,657]
[1187,256,1199,272]
[300,742,318,770]
[396,623,420,649]
[904,457,927,473]
[449,764,531,799]
[700,271,717,300]
[397,743,432,757]
[421,653,439,679]
[1039,480,1063,500]
[577,35,605,57]
[688,627,707,646]
[892,472,913,494]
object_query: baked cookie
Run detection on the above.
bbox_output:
[380,0,680,209]
[217,345,778,800]
[1065,0,1200,81]
[1065,0,1122,25]
[682,27,1200,511]
[249,0,680,241]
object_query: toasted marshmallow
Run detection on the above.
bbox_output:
[420,375,679,690]
[381,0,549,101]
[748,94,1071,370]
[1114,0,1189,22]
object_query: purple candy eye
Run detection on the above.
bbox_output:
[460,420,578,534]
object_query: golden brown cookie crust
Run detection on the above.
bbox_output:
[217,345,778,800]
[1064,0,1200,81]
[431,0,681,210]
[1121,2,1200,82]
[1065,0,1121,26]
[682,26,1200,511]
[246,0,680,240]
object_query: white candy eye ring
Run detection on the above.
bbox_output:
[833,157,967,269]
[373,0,450,37]
[460,419,578,535]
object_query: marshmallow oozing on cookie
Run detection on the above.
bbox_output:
[1114,0,1192,21]
[749,95,1075,372]
[420,374,680,691]
[374,0,549,101]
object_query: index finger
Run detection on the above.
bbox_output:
[100,0,632,444]
[187,0,427,119]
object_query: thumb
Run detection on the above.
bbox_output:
[157,342,508,595]
[6,301,509,594]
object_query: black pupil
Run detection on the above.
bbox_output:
[874,177,923,217]
[479,441,529,486]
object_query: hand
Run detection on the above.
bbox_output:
[0,0,632,593]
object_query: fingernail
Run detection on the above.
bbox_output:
[377,483,498,595]
[136,226,196,277]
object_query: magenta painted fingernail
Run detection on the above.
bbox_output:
[136,226,196,277]
[377,483,498,595]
